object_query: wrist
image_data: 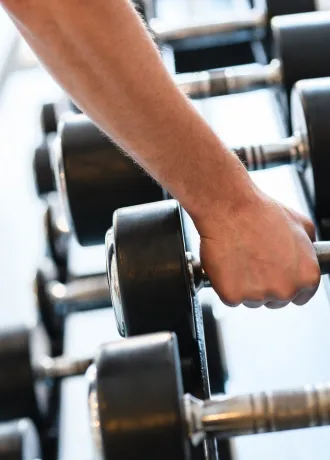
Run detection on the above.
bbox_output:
[186,150,259,225]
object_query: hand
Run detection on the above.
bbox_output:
[196,188,320,308]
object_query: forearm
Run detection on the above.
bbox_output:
[2,0,253,219]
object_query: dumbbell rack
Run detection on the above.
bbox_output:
[3,1,330,459]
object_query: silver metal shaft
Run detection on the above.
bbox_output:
[150,9,266,42]
[47,274,110,312]
[231,135,305,171]
[185,383,330,445]
[175,60,282,99]
[34,355,93,380]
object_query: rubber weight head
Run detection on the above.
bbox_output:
[273,11,330,95]
[265,0,315,21]
[43,197,70,279]
[33,141,56,197]
[0,419,41,460]
[107,200,191,339]
[57,115,164,246]
[202,302,227,395]
[94,333,189,460]
[106,199,215,404]
[0,325,51,425]
[291,77,330,223]
[40,103,58,136]
[34,259,61,341]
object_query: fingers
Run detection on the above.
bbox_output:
[232,285,319,309]
[243,300,266,309]
[292,287,319,306]
[264,300,291,310]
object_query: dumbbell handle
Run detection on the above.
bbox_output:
[150,9,266,42]
[232,135,306,171]
[34,355,93,380]
[190,241,330,292]
[175,59,282,99]
[48,274,110,312]
[185,382,330,445]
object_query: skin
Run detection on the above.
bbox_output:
[1,0,321,307]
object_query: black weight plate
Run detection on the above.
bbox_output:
[107,200,203,391]
[202,303,227,395]
[291,77,330,224]
[40,103,57,136]
[43,199,69,277]
[0,419,41,460]
[273,12,330,95]
[106,200,218,460]
[57,115,164,246]
[34,260,61,343]
[0,325,51,426]
[33,141,56,197]
[265,0,315,21]
[95,333,189,460]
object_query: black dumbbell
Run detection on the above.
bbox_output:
[175,11,330,101]
[149,0,315,45]
[54,76,330,246]
[35,259,110,342]
[89,331,330,460]
[0,418,41,460]
[0,323,94,426]
[105,199,330,343]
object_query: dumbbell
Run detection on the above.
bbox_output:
[0,323,94,426]
[35,259,110,342]
[0,418,41,460]
[175,12,330,101]
[89,331,330,460]
[105,199,330,343]
[149,0,316,45]
[54,76,330,246]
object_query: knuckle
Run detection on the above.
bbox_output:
[274,284,297,302]
[303,216,315,230]
[301,261,321,287]
[307,264,321,286]
[220,289,241,307]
